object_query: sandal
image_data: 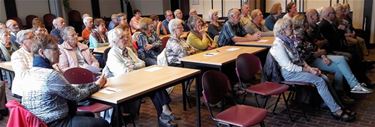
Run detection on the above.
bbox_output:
[331,111,356,122]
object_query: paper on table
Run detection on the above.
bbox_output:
[99,87,122,94]
[226,47,240,51]
[257,40,268,43]
[204,52,218,56]
[145,66,162,72]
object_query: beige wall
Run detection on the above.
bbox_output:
[190,0,241,21]
[131,0,164,15]
[0,0,6,23]
[69,0,92,16]
[15,0,50,25]
[99,0,121,18]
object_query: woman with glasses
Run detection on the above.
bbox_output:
[58,26,99,71]
[187,15,217,52]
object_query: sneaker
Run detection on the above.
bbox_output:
[159,116,177,127]
[351,84,373,94]
[161,112,181,121]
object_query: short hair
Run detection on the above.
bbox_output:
[31,34,57,56]
[189,9,197,15]
[108,27,130,47]
[165,10,173,16]
[208,9,218,21]
[174,9,182,17]
[32,18,43,28]
[0,27,9,38]
[133,9,141,15]
[168,18,183,36]
[321,6,334,19]
[227,8,240,20]
[292,14,306,36]
[111,13,118,19]
[187,15,203,31]
[61,26,76,41]
[250,9,262,19]
[93,18,105,28]
[150,15,159,21]
[5,19,17,28]
[269,2,282,15]
[139,17,153,31]
[52,17,64,27]
[305,8,318,19]
[286,2,296,13]
[16,29,34,45]
[333,3,343,13]
[116,13,127,22]
[83,16,93,26]
[273,18,292,37]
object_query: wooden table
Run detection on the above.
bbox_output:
[235,36,275,47]
[91,65,200,127]
[93,46,110,54]
[180,46,266,127]
[0,61,14,87]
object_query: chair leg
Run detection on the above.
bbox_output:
[272,94,282,114]
[242,93,247,104]
[262,96,269,108]
[260,121,266,127]
[282,93,294,121]
[255,95,261,107]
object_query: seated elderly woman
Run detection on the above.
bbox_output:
[242,9,273,37]
[0,27,12,120]
[166,19,196,66]
[136,17,163,66]
[89,18,108,49]
[22,34,109,127]
[187,15,217,52]
[270,18,356,122]
[82,16,94,41]
[207,9,222,39]
[11,29,35,97]
[105,26,179,127]
[59,26,99,71]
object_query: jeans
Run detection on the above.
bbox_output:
[48,111,109,127]
[311,55,359,88]
[281,69,341,112]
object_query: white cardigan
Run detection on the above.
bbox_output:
[269,37,303,72]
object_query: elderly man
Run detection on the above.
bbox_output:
[242,9,273,37]
[11,30,35,97]
[218,8,260,46]
[5,19,21,50]
[162,10,174,34]
[50,17,66,44]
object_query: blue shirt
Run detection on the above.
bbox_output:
[50,28,64,44]
[265,15,280,30]
[218,21,247,46]
[162,19,170,34]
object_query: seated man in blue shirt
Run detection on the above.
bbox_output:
[161,10,174,35]
[218,8,261,46]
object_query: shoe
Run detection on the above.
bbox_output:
[161,112,181,121]
[331,111,355,122]
[159,116,177,127]
[0,108,9,116]
[350,83,373,93]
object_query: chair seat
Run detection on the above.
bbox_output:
[78,103,112,113]
[246,82,289,96]
[215,104,267,127]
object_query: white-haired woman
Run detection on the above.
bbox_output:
[82,16,93,41]
[165,19,196,66]
[105,26,179,127]
[187,15,217,52]
[270,18,355,122]
[59,26,99,71]
[0,27,12,120]
[207,9,222,39]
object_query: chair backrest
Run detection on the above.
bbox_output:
[161,36,170,49]
[235,53,262,84]
[103,47,112,65]
[63,67,96,84]
[261,52,284,82]
[202,70,231,105]
[6,100,48,127]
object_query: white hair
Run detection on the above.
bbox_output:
[16,29,34,45]
[208,9,218,21]
[168,19,183,36]
[273,18,292,37]
[61,26,75,41]
[108,27,124,47]
[83,16,93,26]
[174,9,182,17]
[52,17,64,27]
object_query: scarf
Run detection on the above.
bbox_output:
[33,55,53,69]
[277,34,303,65]
[0,42,11,61]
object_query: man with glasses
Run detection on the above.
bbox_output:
[162,10,174,35]
[11,30,35,98]
[5,19,21,51]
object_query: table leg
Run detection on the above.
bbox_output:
[196,76,201,127]
[111,104,123,127]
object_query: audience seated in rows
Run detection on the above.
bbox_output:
[186,15,217,52]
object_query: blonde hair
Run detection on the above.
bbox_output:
[208,9,218,21]
[139,18,153,31]
[250,9,262,19]
[269,2,282,15]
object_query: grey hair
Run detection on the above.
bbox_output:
[187,15,202,31]
[320,6,334,20]
[5,19,17,28]
[61,26,76,41]
[16,29,34,45]
[273,18,292,37]
[168,18,183,36]
[0,27,9,37]
[108,27,124,46]
[227,8,239,20]
[174,9,182,17]
[83,16,93,26]
[208,9,218,21]
[52,17,64,27]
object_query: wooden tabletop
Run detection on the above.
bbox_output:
[235,36,275,47]
[0,61,14,72]
[93,46,110,54]
[91,65,200,104]
[181,46,266,67]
